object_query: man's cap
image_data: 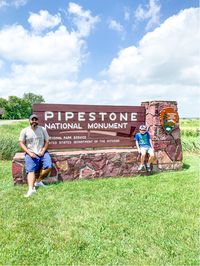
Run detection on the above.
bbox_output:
[139,124,147,130]
[29,114,38,120]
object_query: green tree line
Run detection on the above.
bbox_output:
[0,93,45,119]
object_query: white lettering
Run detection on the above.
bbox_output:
[120,113,128,121]
[89,112,96,121]
[58,112,61,121]
[131,113,137,121]
[78,112,85,121]
[65,112,74,121]
[87,123,127,129]
[109,113,117,121]
[45,111,54,121]
[99,112,107,121]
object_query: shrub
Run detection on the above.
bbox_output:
[0,135,20,160]
[0,121,28,160]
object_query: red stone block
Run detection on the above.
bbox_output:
[12,162,23,176]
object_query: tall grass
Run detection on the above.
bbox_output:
[180,118,200,152]
[0,121,28,160]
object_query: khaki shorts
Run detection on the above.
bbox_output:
[140,147,154,156]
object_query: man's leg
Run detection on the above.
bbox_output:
[27,172,36,190]
[35,152,52,186]
[24,154,38,197]
[37,168,51,182]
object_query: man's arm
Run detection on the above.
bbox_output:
[19,141,36,158]
[38,140,49,156]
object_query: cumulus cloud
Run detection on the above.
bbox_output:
[0,24,83,71]
[104,7,200,116]
[0,3,99,100]
[135,0,161,30]
[108,19,124,33]
[55,7,197,117]
[0,5,199,117]
[68,2,100,37]
[108,8,199,85]
[28,10,61,32]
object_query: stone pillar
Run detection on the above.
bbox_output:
[141,100,182,170]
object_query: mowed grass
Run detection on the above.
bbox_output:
[0,154,199,265]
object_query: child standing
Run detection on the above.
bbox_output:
[135,125,155,171]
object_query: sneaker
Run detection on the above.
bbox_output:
[146,164,152,172]
[34,181,46,187]
[138,165,145,171]
[24,188,36,198]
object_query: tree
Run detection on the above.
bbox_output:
[3,96,30,119]
[0,98,8,119]
[0,93,45,119]
[0,97,7,108]
[23,93,45,105]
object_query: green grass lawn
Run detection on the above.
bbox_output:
[0,153,199,265]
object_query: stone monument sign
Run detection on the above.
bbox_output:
[12,100,183,184]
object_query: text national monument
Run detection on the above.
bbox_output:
[12,101,183,184]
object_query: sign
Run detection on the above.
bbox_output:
[160,107,179,134]
[33,104,146,149]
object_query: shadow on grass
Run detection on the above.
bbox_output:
[182,163,191,170]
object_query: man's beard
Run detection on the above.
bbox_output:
[30,122,38,128]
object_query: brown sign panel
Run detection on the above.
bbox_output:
[33,104,146,149]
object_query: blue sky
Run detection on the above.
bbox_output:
[0,0,199,117]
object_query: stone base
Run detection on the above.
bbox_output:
[12,148,182,185]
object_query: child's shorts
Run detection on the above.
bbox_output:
[140,147,154,156]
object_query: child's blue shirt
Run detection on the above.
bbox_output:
[134,132,151,148]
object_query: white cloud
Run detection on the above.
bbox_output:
[0,0,8,8]
[0,0,28,9]
[108,8,199,85]
[124,7,130,21]
[0,6,199,117]
[0,3,99,103]
[28,10,61,32]
[108,19,124,33]
[68,2,100,37]
[0,25,83,70]
[135,0,161,30]
[104,7,200,116]
[12,0,28,8]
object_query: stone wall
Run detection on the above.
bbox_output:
[141,100,182,171]
[12,100,183,184]
[12,149,145,185]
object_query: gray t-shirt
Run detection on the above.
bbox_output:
[19,126,49,155]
